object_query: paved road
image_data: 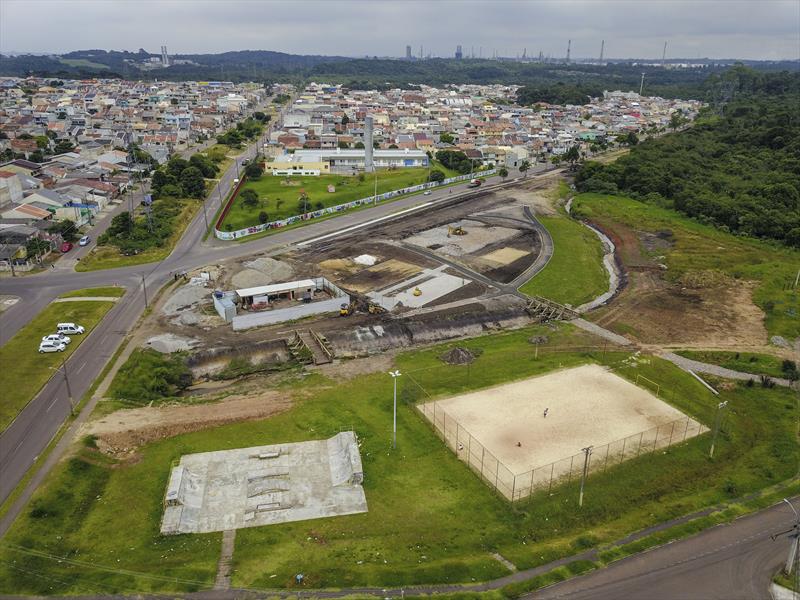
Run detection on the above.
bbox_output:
[530,496,799,600]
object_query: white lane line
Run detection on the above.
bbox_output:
[46,396,60,412]
[75,362,87,374]
[297,200,435,247]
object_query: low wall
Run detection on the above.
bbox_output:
[214,170,496,241]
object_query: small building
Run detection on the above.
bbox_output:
[236,278,317,309]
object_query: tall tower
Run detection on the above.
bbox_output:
[599,40,605,63]
[161,45,170,67]
[565,40,571,64]
[406,45,412,60]
[364,115,374,173]
[455,45,463,59]
[661,41,668,68]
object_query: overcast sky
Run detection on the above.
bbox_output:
[1,0,798,60]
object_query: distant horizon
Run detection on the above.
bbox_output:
[2,47,798,63]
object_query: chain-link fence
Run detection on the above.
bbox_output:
[406,361,709,504]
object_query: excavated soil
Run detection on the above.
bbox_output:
[84,392,293,459]
[440,347,477,365]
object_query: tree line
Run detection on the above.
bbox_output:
[576,68,800,247]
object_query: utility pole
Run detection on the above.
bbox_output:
[202,198,209,232]
[709,400,729,458]
[389,370,401,449]
[141,273,149,308]
[599,40,605,63]
[661,41,668,68]
[639,72,646,96]
[578,446,593,507]
[373,171,378,205]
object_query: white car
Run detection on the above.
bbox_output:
[42,333,71,345]
[79,235,90,246]
[57,323,85,335]
[39,340,66,353]
[423,190,432,195]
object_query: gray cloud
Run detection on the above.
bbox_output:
[1,0,798,60]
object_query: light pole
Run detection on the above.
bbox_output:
[389,370,401,449]
[709,400,728,458]
[578,446,593,507]
[772,498,800,587]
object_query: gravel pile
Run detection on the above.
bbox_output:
[440,347,477,365]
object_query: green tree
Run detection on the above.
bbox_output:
[179,166,205,198]
[498,166,509,180]
[35,135,50,150]
[240,188,259,208]
[189,154,218,178]
[565,145,582,170]
[519,160,531,177]
[53,140,74,154]
[354,141,365,149]
[258,210,269,224]
[341,113,350,126]
[47,219,79,242]
[439,132,455,144]
[244,161,264,179]
[428,170,445,183]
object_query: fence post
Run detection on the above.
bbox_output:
[652,427,659,452]
[603,443,610,471]
[481,447,485,480]
[511,475,516,503]
[467,432,472,467]
[567,455,575,485]
[668,420,677,447]
[635,431,645,457]
[548,462,555,495]
[620,436,627,464]
[494,459,500,489]
[683,417,690,442]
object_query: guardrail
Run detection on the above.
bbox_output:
[214,170,496,241]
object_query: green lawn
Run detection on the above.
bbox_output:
[573,193,800,339]
[1,324,797,593]
[518,213,608,307]
[675,350,796,379]
[59,287,126,299]
[0,298,116,430]
[220,164,459,231]
[76,199,202,272]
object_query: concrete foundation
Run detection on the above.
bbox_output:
[161,432,367,535]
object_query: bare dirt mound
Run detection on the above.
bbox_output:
[84,393,293,459]
[441,347,477,365]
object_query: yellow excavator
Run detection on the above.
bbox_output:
[447,225,466,237]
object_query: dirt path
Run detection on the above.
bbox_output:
[52,296,121,303]
[83,392,293,458]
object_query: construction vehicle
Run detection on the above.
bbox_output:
[340,303,351,317]
[467,178,483,188]
[412,287,422,297]
[447,225,466,237]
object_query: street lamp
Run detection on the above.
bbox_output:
[389,370,401,449]
[771,498,800,584]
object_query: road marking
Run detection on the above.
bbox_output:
[46,396,59,412]
[75,362,87,375]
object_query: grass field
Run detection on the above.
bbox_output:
[518,213,608,307]
[574,193,800,338]
[0,298,117,430]
[675,350,796,379]
[220,163,461,231]
[1,323,797,593]
[58,287,126,299]
[76,199,201,272]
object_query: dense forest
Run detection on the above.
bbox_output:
[576,67,800,247]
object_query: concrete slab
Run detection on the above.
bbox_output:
[367,266,471,309]
[161,432,367,535]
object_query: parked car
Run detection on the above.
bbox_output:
[42,333,71,345]
[57,323,85,335]
[423,190,432,195]
[39,340,66,353]
[79,235,90,246]
[60,242,73,253]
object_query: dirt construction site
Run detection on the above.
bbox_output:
[136,180,560,372]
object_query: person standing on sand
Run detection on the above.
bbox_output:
[543,407,549,418]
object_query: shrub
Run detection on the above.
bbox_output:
[258,211,269,224]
